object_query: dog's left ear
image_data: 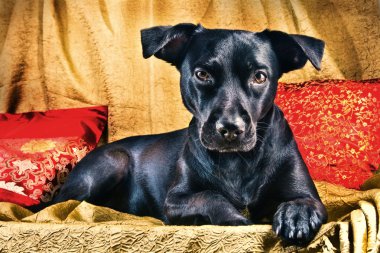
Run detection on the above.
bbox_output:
[262,30,325,73]
[141,23,201,66]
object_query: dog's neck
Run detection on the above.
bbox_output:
[183,107,276,208]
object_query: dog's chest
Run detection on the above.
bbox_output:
[213,155,262,205]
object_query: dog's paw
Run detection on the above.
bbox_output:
[272,199,324,245]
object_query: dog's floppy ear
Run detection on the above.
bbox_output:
[263,30,325,73]
[141,23,201,65]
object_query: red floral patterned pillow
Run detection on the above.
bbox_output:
[0,106,107,206]
[275,79,380,189]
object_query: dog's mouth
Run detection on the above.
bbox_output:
[200,138,257,153]
[199,128,257,153]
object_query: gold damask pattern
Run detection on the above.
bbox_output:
[275,79,380,189]
[0,138,93,203]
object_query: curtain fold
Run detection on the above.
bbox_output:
[0,0,379,141]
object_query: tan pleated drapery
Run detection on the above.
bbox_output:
[0,0,379,141]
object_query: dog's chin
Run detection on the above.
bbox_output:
[200,137,257,153]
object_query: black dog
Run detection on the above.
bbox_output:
[50,23,327,245]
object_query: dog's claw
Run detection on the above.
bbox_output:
[275,226,281,236]
[297,230,303,239]
[310,220,317,230]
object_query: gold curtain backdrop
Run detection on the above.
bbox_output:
[0,0,379,142]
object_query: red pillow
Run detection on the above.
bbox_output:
[275,79,380,189]
[0,106,107,206]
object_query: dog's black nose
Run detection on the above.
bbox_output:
[216,120,245,141]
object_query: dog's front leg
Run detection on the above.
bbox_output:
[271,151,327,245]
[165,189,251,226]
[164,163,250,226]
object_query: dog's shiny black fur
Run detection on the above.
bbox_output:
[49,24,327,245]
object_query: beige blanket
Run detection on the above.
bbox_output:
[1,181,380,252]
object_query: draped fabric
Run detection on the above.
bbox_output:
[0,0,379,141]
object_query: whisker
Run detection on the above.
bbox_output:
[236,151,251,167]
[257,126,271,131]
[257,121,271,127]
[217,152,221,178]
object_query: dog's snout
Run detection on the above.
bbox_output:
[216,119,245,141]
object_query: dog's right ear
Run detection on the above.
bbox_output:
[141,23,201,66]
[262,30,325,73]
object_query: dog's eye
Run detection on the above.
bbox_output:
[195,70,211,82]
[253,71,267,84]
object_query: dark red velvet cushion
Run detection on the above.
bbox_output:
[275,79,379,189]
[0,106,107,206]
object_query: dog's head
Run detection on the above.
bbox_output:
[141,23,324,152]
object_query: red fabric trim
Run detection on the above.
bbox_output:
[0,189,39,206]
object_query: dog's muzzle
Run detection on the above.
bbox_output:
[200,118,257,152]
